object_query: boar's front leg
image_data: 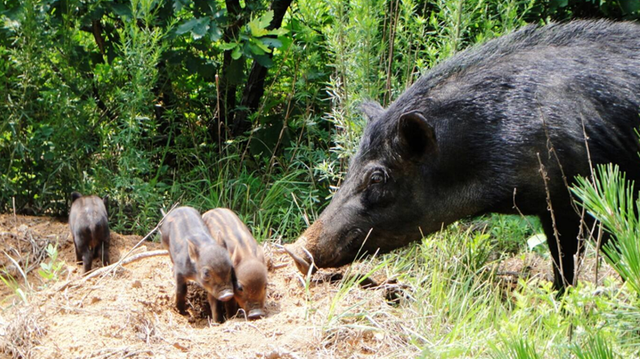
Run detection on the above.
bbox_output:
[541,213,581,292]
[175,274,188,315]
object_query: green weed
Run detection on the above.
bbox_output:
[37,243,64,284]
[1,253,30,305]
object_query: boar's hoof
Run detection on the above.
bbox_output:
[282,244,315,275]
[380,278,409,306]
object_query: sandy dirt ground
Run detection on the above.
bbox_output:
[0,214,414,358]
[0,214,617,358]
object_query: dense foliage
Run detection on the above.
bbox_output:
[0,0,638,237]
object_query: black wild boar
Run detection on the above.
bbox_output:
[202,208,268,320]
[285,20,640,291]
[160,206,234,321]
[69,192,110,274]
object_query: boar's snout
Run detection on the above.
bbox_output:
[285,219,348,275]
[283,242,315,275]
[284,217,367,275]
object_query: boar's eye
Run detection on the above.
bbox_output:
[237,284,244,292]
[369,171,386,185]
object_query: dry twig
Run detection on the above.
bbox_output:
[56,250,169,292]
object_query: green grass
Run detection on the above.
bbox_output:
[310,213,640,358]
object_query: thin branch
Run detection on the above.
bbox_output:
[56,203,179,291]
[537,152,567,288]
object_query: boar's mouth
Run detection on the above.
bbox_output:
[283,240,315,275]
[284,227,368,275]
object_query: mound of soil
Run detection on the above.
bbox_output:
[0,215,408,358]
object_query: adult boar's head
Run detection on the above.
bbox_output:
[285,101,480,274]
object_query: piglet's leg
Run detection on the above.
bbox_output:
[82,250,93,274]
[224,299,239,320]
[73,236,82,263]
[175,274,188,315]
[99,241,110,267]
[207,293,223,323]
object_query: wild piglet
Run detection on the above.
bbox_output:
[69,192,110,274]
[161,206,234,322]
[202,208,268,320]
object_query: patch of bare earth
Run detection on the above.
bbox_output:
[0,215,414,358]
[0,214,621,358]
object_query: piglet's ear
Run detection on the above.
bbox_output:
[187,240,200,262]
[102,195,110,215]
[215,231,227,249]
[360,101,384,122]
[394,111,436,161]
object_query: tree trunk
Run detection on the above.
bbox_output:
[216,0,244,142]
[231,0,294,136]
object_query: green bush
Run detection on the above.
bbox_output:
[573,164,640,297]
[0,0,636,238]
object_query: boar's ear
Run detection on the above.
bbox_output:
[360,101,384,122]
[71,192,82,203]
[102,195,109,215]
[394,111,436,161]
[187,240,200,262]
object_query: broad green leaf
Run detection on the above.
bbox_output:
[212,10,226,21]
[219,42,237,51]
[172,0,190,12]
[231,46,242,60]
[209,24,222,42]
[247,42,266,56]
[176,18,198,35]
[191,17,210,40]
[260,37,282,49]
[278,35,293,51]
[253,54,273,68]
[249,22,268,38]
[248,10,274,37]
[111,3,132,19]
[257,10,274,29]
[251,39,271,54]
[267,28,289,37]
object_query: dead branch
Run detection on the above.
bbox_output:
[79,250,169,283]
[56,250,169,292]
[55,202,179,292]
[537,152,566,288]
[110,201,178,273]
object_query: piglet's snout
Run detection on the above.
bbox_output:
[247,308,265,320]
[217,290,234,302]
